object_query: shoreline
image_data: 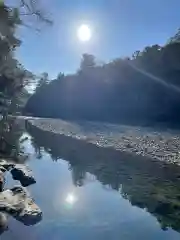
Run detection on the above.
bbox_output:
[27,118,180,165]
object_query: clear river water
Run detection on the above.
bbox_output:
[1,118,180,240]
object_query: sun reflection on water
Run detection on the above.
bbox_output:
[65,193,77,206]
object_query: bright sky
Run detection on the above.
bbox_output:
[15,0,180,78]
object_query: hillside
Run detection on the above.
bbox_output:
[25,37,180,126]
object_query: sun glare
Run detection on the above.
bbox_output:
[65,193,76,205]
[77,24,91,42]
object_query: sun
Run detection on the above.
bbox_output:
[77,24,91,42]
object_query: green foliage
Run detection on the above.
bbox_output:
[0,3,35,118]
[0,0,53,118]
[25,34,180,126]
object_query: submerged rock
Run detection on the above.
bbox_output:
[11,164,36,187]
[0,186,42,226]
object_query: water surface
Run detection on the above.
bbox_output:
[2,119,180,239]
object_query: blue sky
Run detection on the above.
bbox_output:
[16,0,180,78]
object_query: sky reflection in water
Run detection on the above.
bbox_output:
[2,126,180,239]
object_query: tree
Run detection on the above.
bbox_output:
[25,28,180,126]
[4,0,52,30]
[57,72,65,81]
[80,53,96,72]
[35,72,49,93]
[167,28,180,44]
[0,4,21,118]
[132,50,140,59]
[0,5,21,71]
[0,3,36,120]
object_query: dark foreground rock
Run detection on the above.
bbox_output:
[0,159,36,187]
[0,160,15,171]
[0,186,42,226]
[11,164,36,187]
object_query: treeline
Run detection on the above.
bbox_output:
[25,31,180,126]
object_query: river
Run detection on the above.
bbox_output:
[1,118,180,239]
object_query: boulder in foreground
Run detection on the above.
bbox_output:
[0,186,42,226]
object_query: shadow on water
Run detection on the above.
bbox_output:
[27,121,180,233]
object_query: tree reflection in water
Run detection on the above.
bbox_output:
[0,117,25,162]
[27,121,180,233]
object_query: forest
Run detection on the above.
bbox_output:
[25,32,180,126]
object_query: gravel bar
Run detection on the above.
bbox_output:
[28,118,180,164]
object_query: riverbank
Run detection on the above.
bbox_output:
[27,118,180,164]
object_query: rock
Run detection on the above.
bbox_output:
[11,164,36,187]
[126,143,132,148]
[15,197,42,226]
[0,187,23,213]
[0,186,42,226]
[0,166,6,173]
[0,160,15,171]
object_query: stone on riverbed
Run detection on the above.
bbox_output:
[0,160,15,171]
[0,159,36,187]
[0,186,42,226]
[11,164,36,187]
